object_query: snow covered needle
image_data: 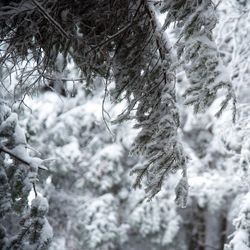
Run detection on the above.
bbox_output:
[175,176,189,208]
[128,0,187,206]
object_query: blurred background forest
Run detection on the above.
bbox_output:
[1,0,250,250]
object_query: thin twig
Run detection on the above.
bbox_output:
[31,0,70,39]
[32,182,38,197]
[102,68,115,138]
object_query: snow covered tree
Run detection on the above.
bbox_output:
[0,0,236,205]
[0,89,52,248]
[0,40,53,247]
[225,192,250,250]
[8,196,52,250]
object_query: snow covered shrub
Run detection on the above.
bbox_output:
[0,100,52,249]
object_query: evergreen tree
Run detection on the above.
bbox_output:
[0,0,235,204]
[225,193,250,250]
[8,197,53,250]
[23,83,183,250]
[0,100,52,248]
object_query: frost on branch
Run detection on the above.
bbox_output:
[112,1,187,204]
[160,0,236,119]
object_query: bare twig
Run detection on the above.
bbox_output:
[32,182,38,197]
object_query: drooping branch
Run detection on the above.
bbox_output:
[160,0,236,120]
[111,0,188,205]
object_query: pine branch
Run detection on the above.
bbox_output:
[0,145,45,171]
